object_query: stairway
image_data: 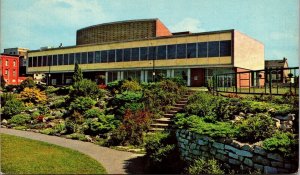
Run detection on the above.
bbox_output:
[149,91,193,132]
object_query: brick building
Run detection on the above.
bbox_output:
[27,18,264,87]
[0,54,26,85]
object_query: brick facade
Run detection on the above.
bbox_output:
[0,54,25,85]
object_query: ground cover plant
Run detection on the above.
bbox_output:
[1,133,106,174]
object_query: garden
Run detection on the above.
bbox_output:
[0,64,298,174]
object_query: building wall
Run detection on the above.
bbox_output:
[234,30,264,70]
[236,67,251,88]
[28,32,233,74]
[156,19,172,37]
[0,55,21,85]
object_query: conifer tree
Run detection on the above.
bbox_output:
[73,63,83,83]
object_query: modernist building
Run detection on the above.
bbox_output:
[27,19,264,86]
[0,54,26,85]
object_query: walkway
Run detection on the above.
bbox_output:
[0,128,145,174]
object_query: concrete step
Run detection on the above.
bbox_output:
[180,97,188,101]
[171,106,184,111]
[177,100,188,104]
[154,117,172,124]
[149,128,166,132]
[164,113,174,117]
[168,110,178,114]
[150,123,169,128]
[175,103,186,107]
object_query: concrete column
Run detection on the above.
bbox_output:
[171,69,175,77]
[120,71,124,80]
[167,70,171,77]
[144,70,148,83]
[141,70,145,82]
[117,72,121,80]
[187,68,191,86]
[105,72,108,84]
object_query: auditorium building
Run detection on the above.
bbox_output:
[27,18,264,87]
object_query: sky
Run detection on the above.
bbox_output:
[1,0,299,67]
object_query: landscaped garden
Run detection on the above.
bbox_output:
[0,64,298,174]
[1,133,106,174]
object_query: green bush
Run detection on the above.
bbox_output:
[187,158,224,175]
[263,131,298,157]
[53,122,66,134]
[71,79,104,99]
[0,93,17,106]
[83,114,120,135]
[20,77,36,90]
[121,80,142,91]
[84,108,103,118]
[107,80,123,94]
[174,114,238,138]
[40,128,55,135]
[215,98,246,121]
[2,99,25,118]
[65,119,79,134]
[69,97,96,113]
[115,91,143,102]
[144,132,184,173]
[9,114,31,125]
[66,133,88,141]
[236,113,276,143]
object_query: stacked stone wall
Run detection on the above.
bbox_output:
[176,129,298,174]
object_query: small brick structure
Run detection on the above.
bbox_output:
[176,129,298,174]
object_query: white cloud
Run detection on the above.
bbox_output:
[170,18,205,33]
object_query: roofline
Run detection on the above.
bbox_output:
[28,29,234,53]
[1,53,20,57]
[77,18,159,32]
[3,47,29,50]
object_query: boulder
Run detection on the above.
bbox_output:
[1,119,8,125]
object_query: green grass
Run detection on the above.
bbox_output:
[1,134,106,174]
[217,87,298,95]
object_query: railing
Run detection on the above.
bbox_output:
[212,67,299,96]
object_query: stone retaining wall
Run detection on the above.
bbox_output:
[176,129,298,174]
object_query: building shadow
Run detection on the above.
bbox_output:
[123,155,149,174]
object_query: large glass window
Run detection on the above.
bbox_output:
[28,57,33,67]
[177,44,186,58]
[52,55,58,66]
[187,43,197,58]
[108,50,116,62]
[140,47,148,60]
[123,49,131,62]
[198,42,208,57]
[38,56,42,67]
[208,41,219,57]
[88,52,94,64]
[157,46,166,60]
[69,53,74,65]
[220,40,231,56]
[101,50,108,63]
[81,52,87,64]
[32,57,38,67]
[63,54,69,65]
[75,53,81,64]
[48,55,52,66]
[131,48,139,61]
[58,54,63,65]
[95,51,101,63]
[148,46,156,60]
[42,56,47,66]
[167,45,176,59]
[116,49,123,62]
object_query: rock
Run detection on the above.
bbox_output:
[228,152,239,159]
[192,149,200,156]
[239,112,246,117]
[254,163,264,171]
[200,146,209,151]
[275,114,295,121]
[234,115,243,121]
[85,135,93,142]
[231,140,242,149]
[217,149,227,155]
[225,144,238,152]
[198,139,208,145]
[264,166,277,174]
[244,158,253,167]
[271,161,283,168]
[267,153,283,162]
[241,144,253,151]
[190,143,196,150]
[288,113,295,120]
[229,158,241,165]
[253,146,267,156]
[212,142,224,149]
[216,153,228,161]
[235,149,253,157]
[253,155,270,165]
[210,148,216,155]
[1,119,7,125]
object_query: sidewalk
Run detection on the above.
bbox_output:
[0,128,144,174]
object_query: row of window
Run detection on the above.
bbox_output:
[28,40,231,67]
[4,60,17,67]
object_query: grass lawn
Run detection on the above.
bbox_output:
[1,134,106,174]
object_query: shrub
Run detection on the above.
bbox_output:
[215,98,246,121]
[40,128,55,135]
[83,115,120,135]
[144,132,184,173]
[107,80,123,94]
[84,108,103,118]
[263,131,298,157]
[71,79,104,99]
[174,114,238,138]
[66,133,88,141]
[110,110,151,146]
[73,63,83,83]
[8,114,31,125]
[165,76,186,86]
[53,122,66,134]
[121,80,142,91]
[236,113,276,143]
[115,91,143,102]
[187,158,224,175]
[20,77,36,90]
[2,98,25,118]
[69,97,96,113]
[0,93,17,106]
[65,118,79,134]
[19,87,47,104]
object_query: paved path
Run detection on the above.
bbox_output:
[0,128,145,174]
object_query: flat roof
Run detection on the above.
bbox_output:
[28,29,234,53]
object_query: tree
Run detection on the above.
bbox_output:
[73,63,83,83]
[20,77,36,90]
[1,75,6,89]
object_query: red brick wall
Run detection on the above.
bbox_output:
[0,55,21,85]
[191,68,205,87]
[156,20,172,37]
[235,67,251,88]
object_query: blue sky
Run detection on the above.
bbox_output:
[1,0,299,66]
